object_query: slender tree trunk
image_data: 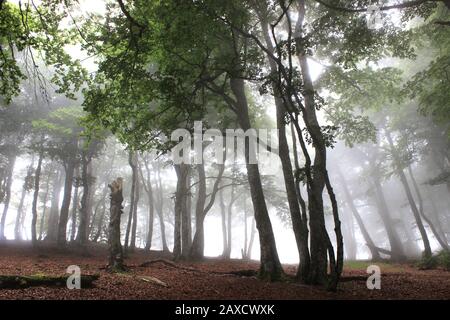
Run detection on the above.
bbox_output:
[247,216,256,260]
[140,159,155,251]
[385,131,432,258]
[57,159,75,247]
[124,151,137,251]
[70,165,79,242]
[372,173,406,261]
[181,167,191,258]
[189,157,225,260]
[408,166,449,251]
[155,164,169,252]
[93,203,106,243]
[173,164,189,260]
[39,167,53,241]
[428,189,448,245]
[230,76,283,280]
[31,152,43,245]
[336,166,381,260]
[15,184,27,240]
[242,200,248,259]
[46,167,63,241]
[130,160,140,252]
[0,155,16,240]
[219,187,228,257]
[257,11,310,282]
[224,184,236,259]
[190,164,206,259]
[76,155,93,246]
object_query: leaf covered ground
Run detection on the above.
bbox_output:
[0,242,449,300]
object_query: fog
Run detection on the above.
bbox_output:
[1,0,449,297]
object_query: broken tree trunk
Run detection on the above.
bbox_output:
[108,177,125,272]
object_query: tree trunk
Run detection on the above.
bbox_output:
[46,167,63,241]
[247,216,256,260]
[0,154,16,240]
[108,178,125,271]
[372,173,406,261]
[219,187,228,257]
[181,166,191,258]
[31,152,43,245]
[385,131,432,258]
[242,200,248,259]
[190,164,206,259]
[14,183,27,240]
[173,163,189,260]
[124,150,137,251]
[57,159,75,247]
[76,155,93,246]
[155,164,169,252]
[39,166,53,241]
[92,185,108,243]
[336,166,381,260]
[257,11,310,282]
[130,158,140,252]
[189,157,225,260]
[230,77,283,280]
[408,166,449,251]
[70,165,79,242]
[139,159,155,251]
[224,184,236,259]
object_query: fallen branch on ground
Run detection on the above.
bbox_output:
[0,274,99,289]
[138,259,257,277]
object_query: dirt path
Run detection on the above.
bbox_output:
[0,242,449,299]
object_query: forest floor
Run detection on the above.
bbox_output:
[0,241,449,300]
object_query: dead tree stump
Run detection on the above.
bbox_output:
[108,177,125,272]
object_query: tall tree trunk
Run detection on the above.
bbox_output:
[76,155,93,246]
[139,159,155,251]
[219,187,228,257]
[15,183,27,240]
[385,131,432,258]
[190,164,206,259]
[181,167,191,258]
[189,157,225,260]
[130,159,140,252]
[225,184,236,259]
[428,189,448,245]
[124,151,137,252]
[93,203,106,243]
[70,165,79,242]
[341,209,357,260]
[0,154,16,240]
[91,183,109,242]
[242,199,248,259]
[336,166,381,260]
[31,152,43,245]
[257,13,310,282]
[155,163,169,252]
[57,159,75,247]
[46,167,63,241]
[230,76,283,280]
[372,173,406,261]
[39,166,53,241]
[108,178,125,271]
[407,166,449,251]
[173,164,189,260]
